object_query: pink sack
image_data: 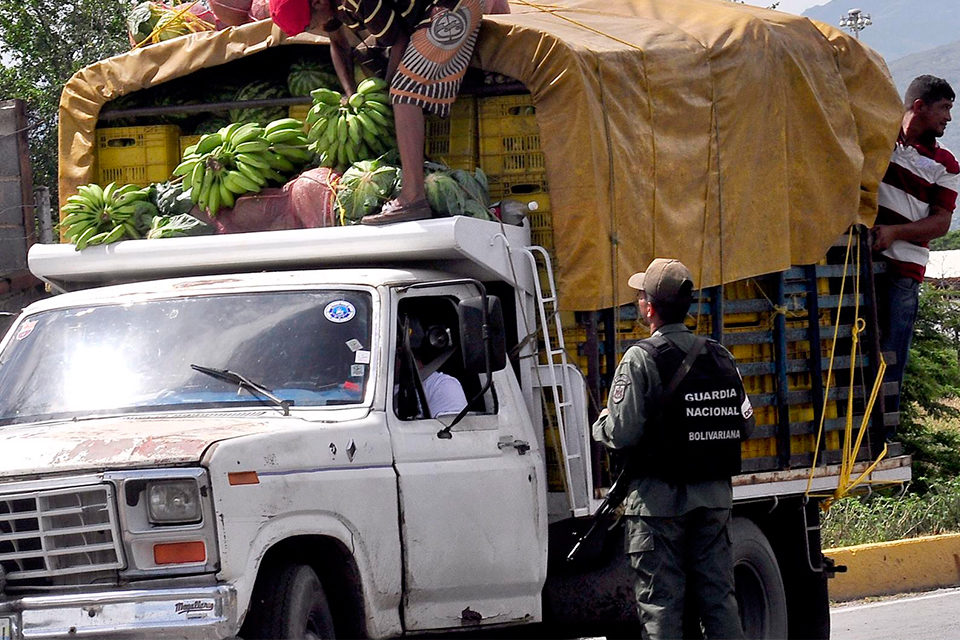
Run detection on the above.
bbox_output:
[209,0,253,26]
[193,168,340,234]
[287,167,339,228]
[249,0,271,20]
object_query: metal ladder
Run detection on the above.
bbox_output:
[520,245,590,516]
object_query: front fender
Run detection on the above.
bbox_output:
[229,512,403,639]
[202,419,402,639]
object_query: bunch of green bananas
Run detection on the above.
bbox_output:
[173,118,311,217]
[59,182,155,251]
[305,77,396,171]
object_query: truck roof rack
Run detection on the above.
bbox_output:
[29,217,535,292]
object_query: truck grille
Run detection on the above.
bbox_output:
[0,485,123,588]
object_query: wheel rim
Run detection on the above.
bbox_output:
[735,560,769,638]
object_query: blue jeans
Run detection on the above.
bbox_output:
[877,274,920,419]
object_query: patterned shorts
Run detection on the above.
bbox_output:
[390,0,485,118]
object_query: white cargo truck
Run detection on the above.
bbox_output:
[0,217,910,640]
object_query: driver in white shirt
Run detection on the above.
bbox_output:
[397,315,468,419]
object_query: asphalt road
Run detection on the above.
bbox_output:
[831,587,960,640]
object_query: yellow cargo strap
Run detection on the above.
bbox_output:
[805,229,888,509]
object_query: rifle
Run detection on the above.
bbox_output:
[566,465,633,563]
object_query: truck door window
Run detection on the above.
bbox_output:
[0,290,373,425]
[394,296,493,420]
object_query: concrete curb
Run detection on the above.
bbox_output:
[825,533,960,601]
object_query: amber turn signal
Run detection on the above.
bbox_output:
[154,541,207,565]
[228,471,260,485]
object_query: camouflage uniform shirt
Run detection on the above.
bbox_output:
[591,323,739,517]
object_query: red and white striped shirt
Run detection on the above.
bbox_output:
[876,132,960,281]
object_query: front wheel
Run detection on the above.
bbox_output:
[243,563,336,640]
[731,518,788,639]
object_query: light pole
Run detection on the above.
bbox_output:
[839,8,872,39]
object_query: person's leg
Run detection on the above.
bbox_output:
[877,273,920,419]
[360,101,431,223]
[686,508,742,640]
[625,514,687,640]
[394,103,426,205]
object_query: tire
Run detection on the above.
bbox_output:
[730,518,788,640]
[244,563,336,640]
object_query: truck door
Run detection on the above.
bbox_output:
[386,289,547,631]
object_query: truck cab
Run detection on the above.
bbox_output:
[0,217,578,639]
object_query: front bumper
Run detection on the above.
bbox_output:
[0,585,237,639]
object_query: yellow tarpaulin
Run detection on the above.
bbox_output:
[58,0,901,310]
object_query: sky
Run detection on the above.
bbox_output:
[743,0,823,14]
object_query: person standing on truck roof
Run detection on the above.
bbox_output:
[268,0,508,225]
[592,258,753,640]
[872,75,959,428]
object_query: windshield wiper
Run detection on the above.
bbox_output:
[190,364,292,416]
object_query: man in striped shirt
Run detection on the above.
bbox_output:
[872,75,958,422]
[271,0,504,224]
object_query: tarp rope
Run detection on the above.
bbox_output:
[804,228,887,509]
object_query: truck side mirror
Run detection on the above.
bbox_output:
[458,295,506,374]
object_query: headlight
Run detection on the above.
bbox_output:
[146,479,201,524]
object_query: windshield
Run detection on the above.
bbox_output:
[0,289,374,425]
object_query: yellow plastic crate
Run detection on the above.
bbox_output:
[179,135,202,159]
[96,125,181,186]
[791,429,840,455]
[544,423,565,492]
[425,96,477,170]
[742,374,776,396]
[288,104,310,122]
[742,437,776,459]
[478,94,546,177]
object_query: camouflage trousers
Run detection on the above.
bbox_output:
[625,508,742,640]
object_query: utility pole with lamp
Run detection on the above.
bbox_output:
[839,8,872,39]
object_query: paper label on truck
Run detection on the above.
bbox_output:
[354,350,371,364]
[350,364,365,377]
[324,300,356,323]
[346,339,363,352]
[15,319,36,340]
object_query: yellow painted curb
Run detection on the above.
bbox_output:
[825,533,960,601]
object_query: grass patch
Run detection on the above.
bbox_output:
[821,397,960,548]
[821,478,960,548]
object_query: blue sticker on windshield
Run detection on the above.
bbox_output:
[324,300,356,323]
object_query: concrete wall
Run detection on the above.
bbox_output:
[0,99,47,314]
[0,100,35,274]
[827,534,960,601]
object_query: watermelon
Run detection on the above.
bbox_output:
[335,158,401,225]
[288,60,341,97]
[229,81,289,124]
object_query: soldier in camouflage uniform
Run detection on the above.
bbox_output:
[592,258,752,640]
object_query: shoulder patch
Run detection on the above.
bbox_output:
[611,373,630,403]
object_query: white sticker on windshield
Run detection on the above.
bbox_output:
[354,350,371,364]
[15,319,36,341]
[346,339,363,352]
[324,300,356,323]
[350,364,365,377]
